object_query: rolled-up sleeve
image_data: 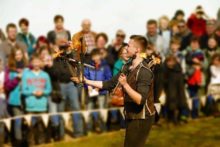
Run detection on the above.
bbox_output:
[136,68,153,105]
[102,73,120,91]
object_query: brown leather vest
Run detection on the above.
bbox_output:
[124,62,155,119]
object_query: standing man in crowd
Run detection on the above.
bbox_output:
[72,19,96,63]
[73,35,156,147]
[17,18,36,57]
[0,23,27,66]
[146,19,166,58]
[47,15,71,50]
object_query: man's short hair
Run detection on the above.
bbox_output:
[19,18,29,27]
[6,23,16,32]
[54,15,64,23]
[130,35,148,52]
[147,19,157,26]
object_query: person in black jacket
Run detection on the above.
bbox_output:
[163,55,188,124]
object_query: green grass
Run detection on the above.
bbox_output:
[41,117,220,147]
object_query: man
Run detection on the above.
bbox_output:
[73,35,157,147]
[0,23,27,66]
[72,19,96,63]
[47,15,71,50]
[146,19,166,58]
[178,20,193,51]
[200,19,217,49]
[17,18,36,56]
[107,29,126,70]
[187,5,208,37]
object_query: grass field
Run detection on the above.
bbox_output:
[41,117,220,147]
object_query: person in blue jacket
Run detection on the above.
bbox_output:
[84,49,112,133]
[22,54,51,145]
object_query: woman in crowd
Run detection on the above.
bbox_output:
[113,43,129,76]
[205,53,220,116]
[4,47,28,146]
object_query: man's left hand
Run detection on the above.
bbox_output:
[119,74,128,86]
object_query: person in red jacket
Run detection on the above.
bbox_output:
[187,5,208,37]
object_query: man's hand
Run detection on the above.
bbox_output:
[119,74,128,86]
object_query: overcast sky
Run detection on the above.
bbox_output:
[0,0,219,42]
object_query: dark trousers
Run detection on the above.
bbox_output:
[124,115,155,147]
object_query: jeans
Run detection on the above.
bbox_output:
[7,105,23,141]
[188,85,200,118]
[87,95,106,131]
[60,82,84,137]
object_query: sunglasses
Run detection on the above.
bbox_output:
[116,34,125,38]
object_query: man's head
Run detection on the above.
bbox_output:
[6,23,17,41]
[54,15,64,30]
[81,19,91,33]
[146,19,158,36]
[19,18,29,34]
[174,9,185,21]
[170,37,181,53]
[31,54,43,71]
[127,35,148,58]
[178,20,187,34]
[115,29,126,44]
[195,5,205,19]
[206,19,217,35]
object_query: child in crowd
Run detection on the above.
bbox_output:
[163,56,188,125]
[84,49,112,133]
[4,47,28,146]
[205,53,220,116]
[22,54,51,145]
[185,36,204,119]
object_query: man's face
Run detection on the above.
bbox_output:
[206,25,215,35]
[7,27,17,41]
[178,23,186,34]
[127,39,137,58]
[20,24,28,34]
[116,33,125,44]
[81,20,91,33]
[147,24,157,36]
[55,19,64,30]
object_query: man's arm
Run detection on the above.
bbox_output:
[85,72,120,90]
